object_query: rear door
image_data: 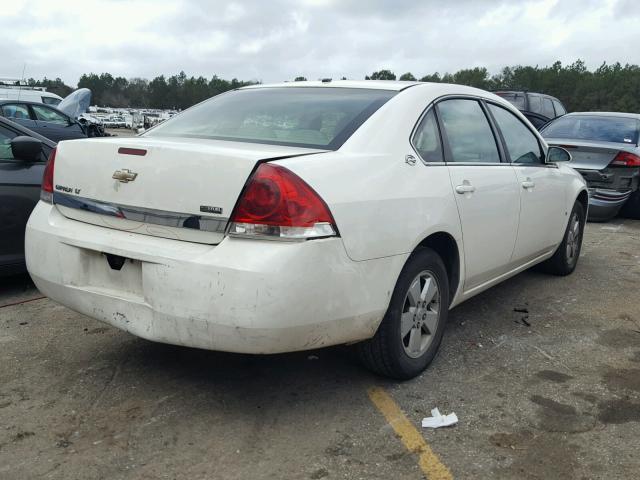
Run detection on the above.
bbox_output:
[31,104,85,142]
[487,103,566,261]
[436,98,521,290]
[0,123,47,268]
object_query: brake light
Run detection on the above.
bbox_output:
[610,151,640,167]
[228,163,337,239]
[40,147,56,203]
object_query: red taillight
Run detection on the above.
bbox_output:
[229,163,337,239]
[610,151,640,167]
[40,147,56,203]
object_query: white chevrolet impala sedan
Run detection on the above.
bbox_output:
[26,81,587,379]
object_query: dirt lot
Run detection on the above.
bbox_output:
[1,220,639,480]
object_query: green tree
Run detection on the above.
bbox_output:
[365,69,396,80]
[399,72,417,81]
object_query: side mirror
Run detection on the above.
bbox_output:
[11,136,43,162]
[547,146,571,163]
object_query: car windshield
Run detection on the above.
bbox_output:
[494,92,526,110]
[542,115,639,144]
[145,87,397,149]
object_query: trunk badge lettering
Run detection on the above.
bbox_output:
[112,169,138,183]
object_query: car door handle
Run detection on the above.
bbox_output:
[455,184,476,194]
[522,180,535,189]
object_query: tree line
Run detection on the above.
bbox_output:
[20,61,640,112]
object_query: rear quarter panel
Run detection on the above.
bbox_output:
[277,84,464,262]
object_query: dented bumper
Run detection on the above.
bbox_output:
[26,202,404,354]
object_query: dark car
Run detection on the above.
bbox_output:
[494,91,567,130]
[0,100,86,143]
[0,116,55,275]
[542,112,640,221]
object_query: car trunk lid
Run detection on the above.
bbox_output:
[52,137,326,244]
[545,138,638,170]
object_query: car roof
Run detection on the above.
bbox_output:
[0,116,57,147]
[562,111,640,120]
[0,99,58,106]
[240,80,422,91]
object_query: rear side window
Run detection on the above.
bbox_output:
[527,94,542,114]
[542,98,555,118]
[412,110,443,162]
[552,100,566,116]
[437,99,501,163]
[1,104,30,120]
[495,92,526,110]
[146,87,397,150]
[542,115,639,144]
[488,104,543,164]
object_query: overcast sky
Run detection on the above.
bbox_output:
[2,0,639,85]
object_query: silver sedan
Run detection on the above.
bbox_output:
[542,112,640,221]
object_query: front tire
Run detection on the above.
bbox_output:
[538,201,585,276]
[356,248,449,380]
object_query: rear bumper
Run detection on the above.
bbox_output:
[26,202,405,354]
[587,188,631,221]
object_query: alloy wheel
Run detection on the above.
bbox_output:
[401,270,441,358]
[565,212,581,263]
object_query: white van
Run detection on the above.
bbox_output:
[0,86,63,106]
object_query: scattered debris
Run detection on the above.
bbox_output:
[421,408,458,429]
[514,306,531,327]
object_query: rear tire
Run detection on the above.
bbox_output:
[356,248,449,380]
[538,201,585,276]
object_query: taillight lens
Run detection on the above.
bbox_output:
[228,163,337,240]
[40,147,56,203]
[610,151,640,167]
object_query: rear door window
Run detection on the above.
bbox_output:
[1,104,31,120]
[437,99,501,163]
[488,104,543,164]
[412,109,443,162]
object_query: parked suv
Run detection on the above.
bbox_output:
[494,91,567,130]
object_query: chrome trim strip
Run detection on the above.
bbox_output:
[53,192,228,233]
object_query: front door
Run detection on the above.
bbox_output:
[0,124,46,269]
[436,98,521,291]
[486,103,566,262]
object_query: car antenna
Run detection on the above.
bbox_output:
[17,63,26,101]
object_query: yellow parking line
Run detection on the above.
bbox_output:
[368,386,453,480]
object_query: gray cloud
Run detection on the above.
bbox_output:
[1,0,638,86]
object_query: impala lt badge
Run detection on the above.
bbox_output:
[112,169,138,183]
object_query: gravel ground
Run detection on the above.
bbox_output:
[1,220,639,479]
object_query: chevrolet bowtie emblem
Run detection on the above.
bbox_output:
[112,169,138,183]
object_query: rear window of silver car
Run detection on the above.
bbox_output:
[542,115,639,144]
[145,87,397,149]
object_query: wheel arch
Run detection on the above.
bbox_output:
[414,231,461,306]
[576,188,588,218]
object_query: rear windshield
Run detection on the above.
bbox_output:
[541,115,639,144]
[494,92,526,110]
[145,87,397,149]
